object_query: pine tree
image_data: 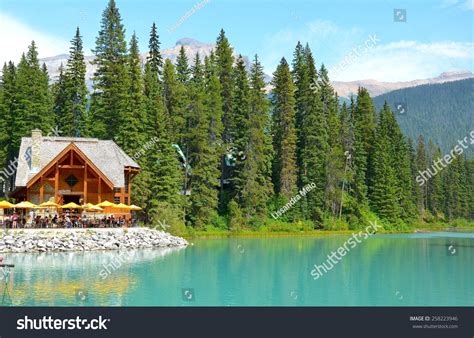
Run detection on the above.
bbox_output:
[64,27,87,136]
[353,87,376,205]
[292,42,310,193]
[427,144,443,217]
[318,64,344,217]
[337,102,355,218]
[52,64,69,133]
[163,59,186,143]
[187,54,222,227]
[147,22,163,79]
[234,55,273,217]
[442,155,467,220]
[215,29,234,143]
[383,102,417,221]
[176,46,190,84]
[139,39,181,221]
[14,42,52,140]
[215,29,235,208]
[293,44,329,223]
[415,135,428,216]
[0,62,16,184]
[231,55,250,180]
[90,0,130,140]
[116,32,144,154]
[271,58,297,199]
[453,155,468,218]
[407,138,421,219]
[370,103,401,222]
[465,160,474,219]
[173,46,191,146]
[41,63,54,129]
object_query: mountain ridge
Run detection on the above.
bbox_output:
[39,38,473,97]
[373,78,474,157]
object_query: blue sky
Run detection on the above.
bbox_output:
[0,0,473,81]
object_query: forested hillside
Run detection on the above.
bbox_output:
[374,79,474,157]
[1,0,472,232]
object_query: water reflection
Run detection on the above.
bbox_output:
[2,247,185,306]
[1,233,473,306]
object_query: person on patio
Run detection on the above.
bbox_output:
[12,212,18,229]
[65,214,72,228]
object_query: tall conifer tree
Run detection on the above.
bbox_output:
[91,0,130,140]
[64,27,87,136]
[271,58,298,199]
[234,55,273,217]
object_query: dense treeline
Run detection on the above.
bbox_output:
[0,0,472,231]
[373,78,474,158]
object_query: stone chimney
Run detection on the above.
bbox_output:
[31,129,42,173]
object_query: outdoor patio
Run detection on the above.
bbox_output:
[0,200,142,229]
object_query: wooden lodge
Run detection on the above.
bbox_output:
[10,130,140,208]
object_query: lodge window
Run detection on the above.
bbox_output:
[125,197,129,204]
[114,197,120,204]
[125,175,129,192]
[66,174,79,187]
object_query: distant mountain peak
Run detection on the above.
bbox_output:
[175,38,207,47]
[40,54,70,61]
[437,70,473,79]
[333,70,474,98]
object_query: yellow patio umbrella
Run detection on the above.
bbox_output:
[112,203,132,210]
[81,203,95,209]
[39,201,60,208]
[0,200,14,223]
[60,202,81,209]
[14,201,38,208]
[82,204,103,222]
[129,205,143,211]
[0,200,14,208]
[97,200,115,208]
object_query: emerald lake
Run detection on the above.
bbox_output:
[1,232,473,306]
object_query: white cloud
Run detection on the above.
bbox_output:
[261,19,363,74]
[0,13,68,67]
[331,40,474,81]
[439,0,474,10]
[262,19,473,82]
[463,0,474,9]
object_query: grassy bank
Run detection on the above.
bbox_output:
[176,219,474,239]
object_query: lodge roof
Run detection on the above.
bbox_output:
[15,135,140,188]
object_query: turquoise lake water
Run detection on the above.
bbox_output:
[1,232,473,306]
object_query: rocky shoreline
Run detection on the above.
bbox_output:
[0,228,188,253]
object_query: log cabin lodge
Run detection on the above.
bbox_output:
[9,129,140,212]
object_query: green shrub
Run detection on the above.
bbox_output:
[322,216,349,231]
[209,213,228,230]
[259,218,313,232]
[149,202,187,237]
[228,200,245,231]
[449,218,474,228]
